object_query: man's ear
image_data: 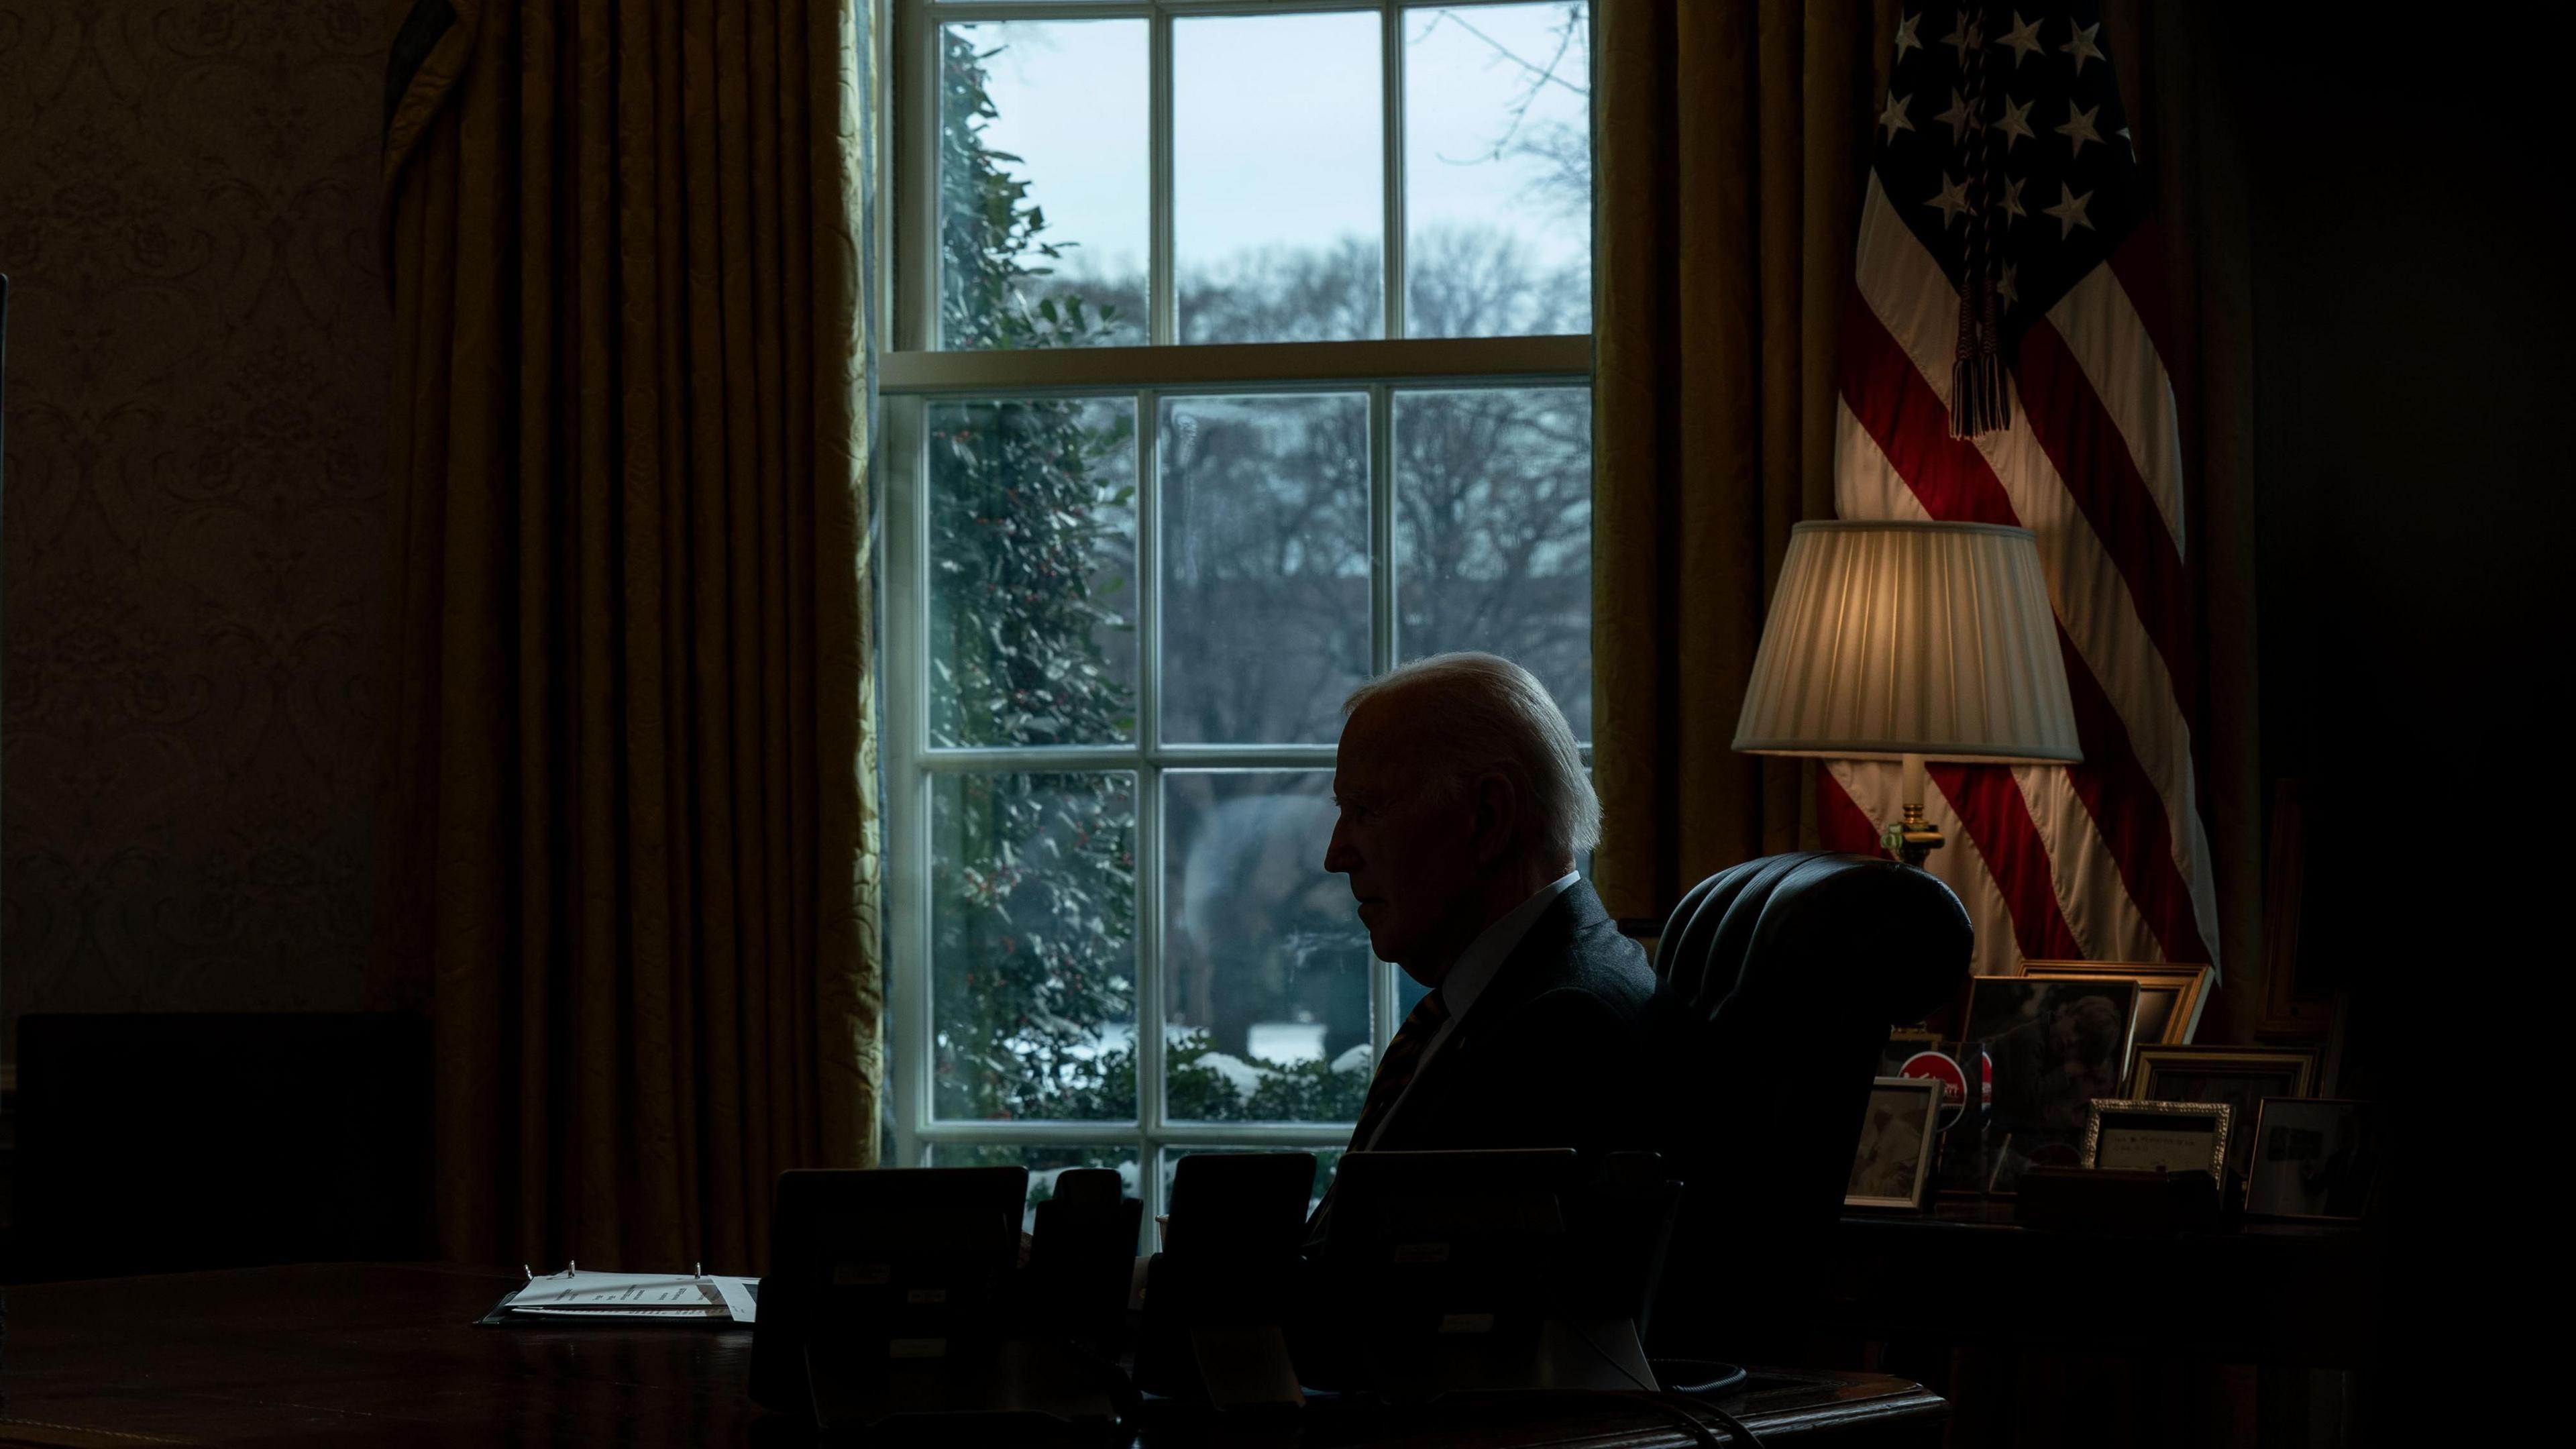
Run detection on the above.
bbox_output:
[1469,771,1519,865]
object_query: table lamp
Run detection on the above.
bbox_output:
[1731,521,2081,866]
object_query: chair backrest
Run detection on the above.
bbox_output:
[1643,852,1970,1358]
[13,1013,433,1281]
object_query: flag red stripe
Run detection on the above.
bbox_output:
[2013,317,2200,716]
[2052,629,2215,965]
[1926,763,2085,961]
[1838,286,2212,966]
[1837,285,2019,525]
[1817,768,1882,855]
[2105,217,2178,375]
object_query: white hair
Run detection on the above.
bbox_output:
[1344,652,1599,863]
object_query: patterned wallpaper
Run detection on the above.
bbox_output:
[0,1,408,1044]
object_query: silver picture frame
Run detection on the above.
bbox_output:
[2080,1098,2233,1178]
[1845,1076,1943,1211]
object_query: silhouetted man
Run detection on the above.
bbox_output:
[1308,653,1656,1235]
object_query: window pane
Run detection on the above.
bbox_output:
[940,21,1148,349]
[1159,1148,1344,1226]
[1159,394,1371,745]
[1404,4,1592,337]
[930,1142,1146,1240]
[1164,771,1375,1124]
[1395,387,1593,737]
[932,771,1138,1122]
[1175,12,1383,343]
[928,398,1138,747]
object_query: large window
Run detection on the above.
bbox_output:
[878,0,1595,1232]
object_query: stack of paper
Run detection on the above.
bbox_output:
[480,1267,759,1326]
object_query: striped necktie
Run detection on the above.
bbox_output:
[1346,989,1452,1154]
[1307,990,1453,1245]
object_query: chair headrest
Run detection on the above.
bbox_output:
[1653,851,1970,1027]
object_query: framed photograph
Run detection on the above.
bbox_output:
[2129,1044,2320,1182]
[2081,1099,2232,1177]
[2018,961,2213,1049]
[1845,1077,1942,1210]
[2246,1098,2379,1221]
[1962,977,2139,1139]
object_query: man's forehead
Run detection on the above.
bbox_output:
[1333,705,1423,796]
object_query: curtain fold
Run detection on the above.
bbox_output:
[379,0,880,1273]
[2103,0,2263,1036]
[1592,0,1895,924]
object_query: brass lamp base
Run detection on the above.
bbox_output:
[1880,804,1945,869]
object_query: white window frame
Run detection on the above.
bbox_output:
[875,0,1595,1230]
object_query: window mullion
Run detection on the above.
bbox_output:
[901,3,940,352]
[1149,6,1175,347]
[1367,379,1400,1059]
[1380,0,1404,341]
[885,395,934,1167]
[1134,386,1167,1226]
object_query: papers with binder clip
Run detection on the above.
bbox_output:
[480,1263,760,1326]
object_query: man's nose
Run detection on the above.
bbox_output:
[1322,814,1356,875]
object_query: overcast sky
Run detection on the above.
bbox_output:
[957,3,1589,288]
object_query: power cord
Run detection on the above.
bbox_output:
[1654,1358,1750,1396]
[1564,1322,1772,1449]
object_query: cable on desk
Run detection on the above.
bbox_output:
[1652,1358,1750,1396]
[1562,1322,1772,1449]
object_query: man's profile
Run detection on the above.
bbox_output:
[1309,653,1656,1229]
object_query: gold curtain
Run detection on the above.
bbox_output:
[378,0,881,1273]
[1591,0,1896,924]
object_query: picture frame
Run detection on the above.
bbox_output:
[1962,977,2139,1141]
[2017,960,2213,1050]
[2081,1099,2232,1177]
[2245,1098,2379,1221]
[2129,1044,2320,1183]
[1845,1077,1943,1211]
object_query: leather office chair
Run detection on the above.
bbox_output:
[1642,851,1972,1362]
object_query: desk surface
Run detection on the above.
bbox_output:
[0,1263,1944,1447]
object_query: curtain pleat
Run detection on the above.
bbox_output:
[380,0,880,1274]
[1593,0,1895,924]
[2103,0,2264,1035]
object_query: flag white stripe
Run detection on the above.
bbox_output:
[2012,765,2162,961]
[1833,394,1933,523]
[2043,266,2189,557]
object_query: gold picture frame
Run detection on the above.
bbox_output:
[2127,1044,2320,1182]
[2016,960,2212,1050]
[2080,1099,2232,1177]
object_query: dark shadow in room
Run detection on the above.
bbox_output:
[11,1013,431,1283]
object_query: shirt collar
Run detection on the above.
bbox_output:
[1438,871,1582,1022]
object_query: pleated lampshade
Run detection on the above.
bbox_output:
[1732,521,2082,764]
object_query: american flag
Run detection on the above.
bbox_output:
[1822,5,2218,979]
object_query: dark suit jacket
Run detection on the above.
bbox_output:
[1364,879,1660,1161]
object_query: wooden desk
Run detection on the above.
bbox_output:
[1811,1203,2382,1448]
[0,1264,1944,1447]
[1816,1201,2383,1367]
